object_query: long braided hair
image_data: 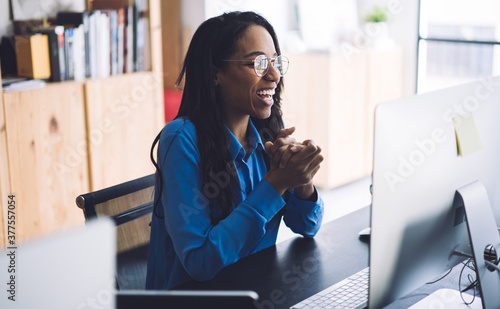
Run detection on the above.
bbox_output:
[150,11,285,225]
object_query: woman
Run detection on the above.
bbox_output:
[146,11,324,290]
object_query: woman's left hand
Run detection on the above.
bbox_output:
[265,127,304,170]
[291,140,319,200]
[265,129,321,201]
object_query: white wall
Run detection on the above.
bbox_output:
[2,0,418,94]
[357,0,419,96]
[0,1,12,38]
[0,0,87,38]
[194,0,419,96]
[181,0,205,36]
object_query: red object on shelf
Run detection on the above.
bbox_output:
[164,90,182,123]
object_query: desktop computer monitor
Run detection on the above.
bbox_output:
[369,76,500,308]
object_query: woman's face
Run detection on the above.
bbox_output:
[216,25,281,122]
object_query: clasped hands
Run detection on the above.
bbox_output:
[263,127,323,200]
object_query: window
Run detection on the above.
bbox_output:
[417,0,500,93]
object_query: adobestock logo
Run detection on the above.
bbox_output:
[178,164,238,224]
[442,76,500,124]
[384,128,448,192]
[341,0,403,63]
[383,76,500,192]
[51,73,163,178]
[75,276,115,309]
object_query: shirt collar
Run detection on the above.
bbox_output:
[227,119,265,161]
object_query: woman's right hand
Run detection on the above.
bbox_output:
[265,127,303,170]
[264,139,323,196]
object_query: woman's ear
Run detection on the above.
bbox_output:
[214,69,221,87]
[214,65,225,87]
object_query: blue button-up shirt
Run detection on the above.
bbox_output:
[146,118,324,290]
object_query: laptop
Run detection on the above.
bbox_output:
[0,219,116,309]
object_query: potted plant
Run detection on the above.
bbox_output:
[365,7,389,23]
[364,7,390,47]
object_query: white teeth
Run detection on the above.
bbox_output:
[256,89,275,96]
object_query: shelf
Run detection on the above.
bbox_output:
[0,0,170,247]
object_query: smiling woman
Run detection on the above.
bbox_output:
[217,25,282,126]
[146,11,325,290]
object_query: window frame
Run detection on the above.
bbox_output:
[416,0,500,93]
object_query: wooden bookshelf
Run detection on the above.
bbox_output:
[0,0,170,247]
[84,0,165,192]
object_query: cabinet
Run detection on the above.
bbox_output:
[0,0,175,248]
[2,82,89,245]
[282,46,403,188]
[84,72,163,190]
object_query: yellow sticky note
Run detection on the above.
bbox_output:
[452,113,483,156]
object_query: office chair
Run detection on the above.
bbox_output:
[76,174,156,290]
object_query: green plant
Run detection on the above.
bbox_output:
[365,7,388,23]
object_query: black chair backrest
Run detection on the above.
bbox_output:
[76,174,156,290]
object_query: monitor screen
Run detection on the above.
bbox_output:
[369,76,500,308]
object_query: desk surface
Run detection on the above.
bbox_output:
[177,206,370,308]
[176,206,477,308]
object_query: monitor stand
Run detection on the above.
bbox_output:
[457,180,500,309]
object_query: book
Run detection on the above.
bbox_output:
[64,28,74,80]
[57,11,91,78]
[92,2,128,75]
[31,25,66,81]
[96,10,111,78]
[72,24,86,81]
[3,79,46,92]
[132,3,140,71]
[1,76,28,87]
[134,0,150,72]
[139,0,151,71]
[83,13,91,78]
[0,36,18,76]
[15,34,51,79]
[117,8,125,74]
[88,12,98,78]
[125,6,134,73]
[110,10,118,75]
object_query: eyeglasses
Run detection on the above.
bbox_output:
[223,55,289,77]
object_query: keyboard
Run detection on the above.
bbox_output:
[290,267,369,309]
